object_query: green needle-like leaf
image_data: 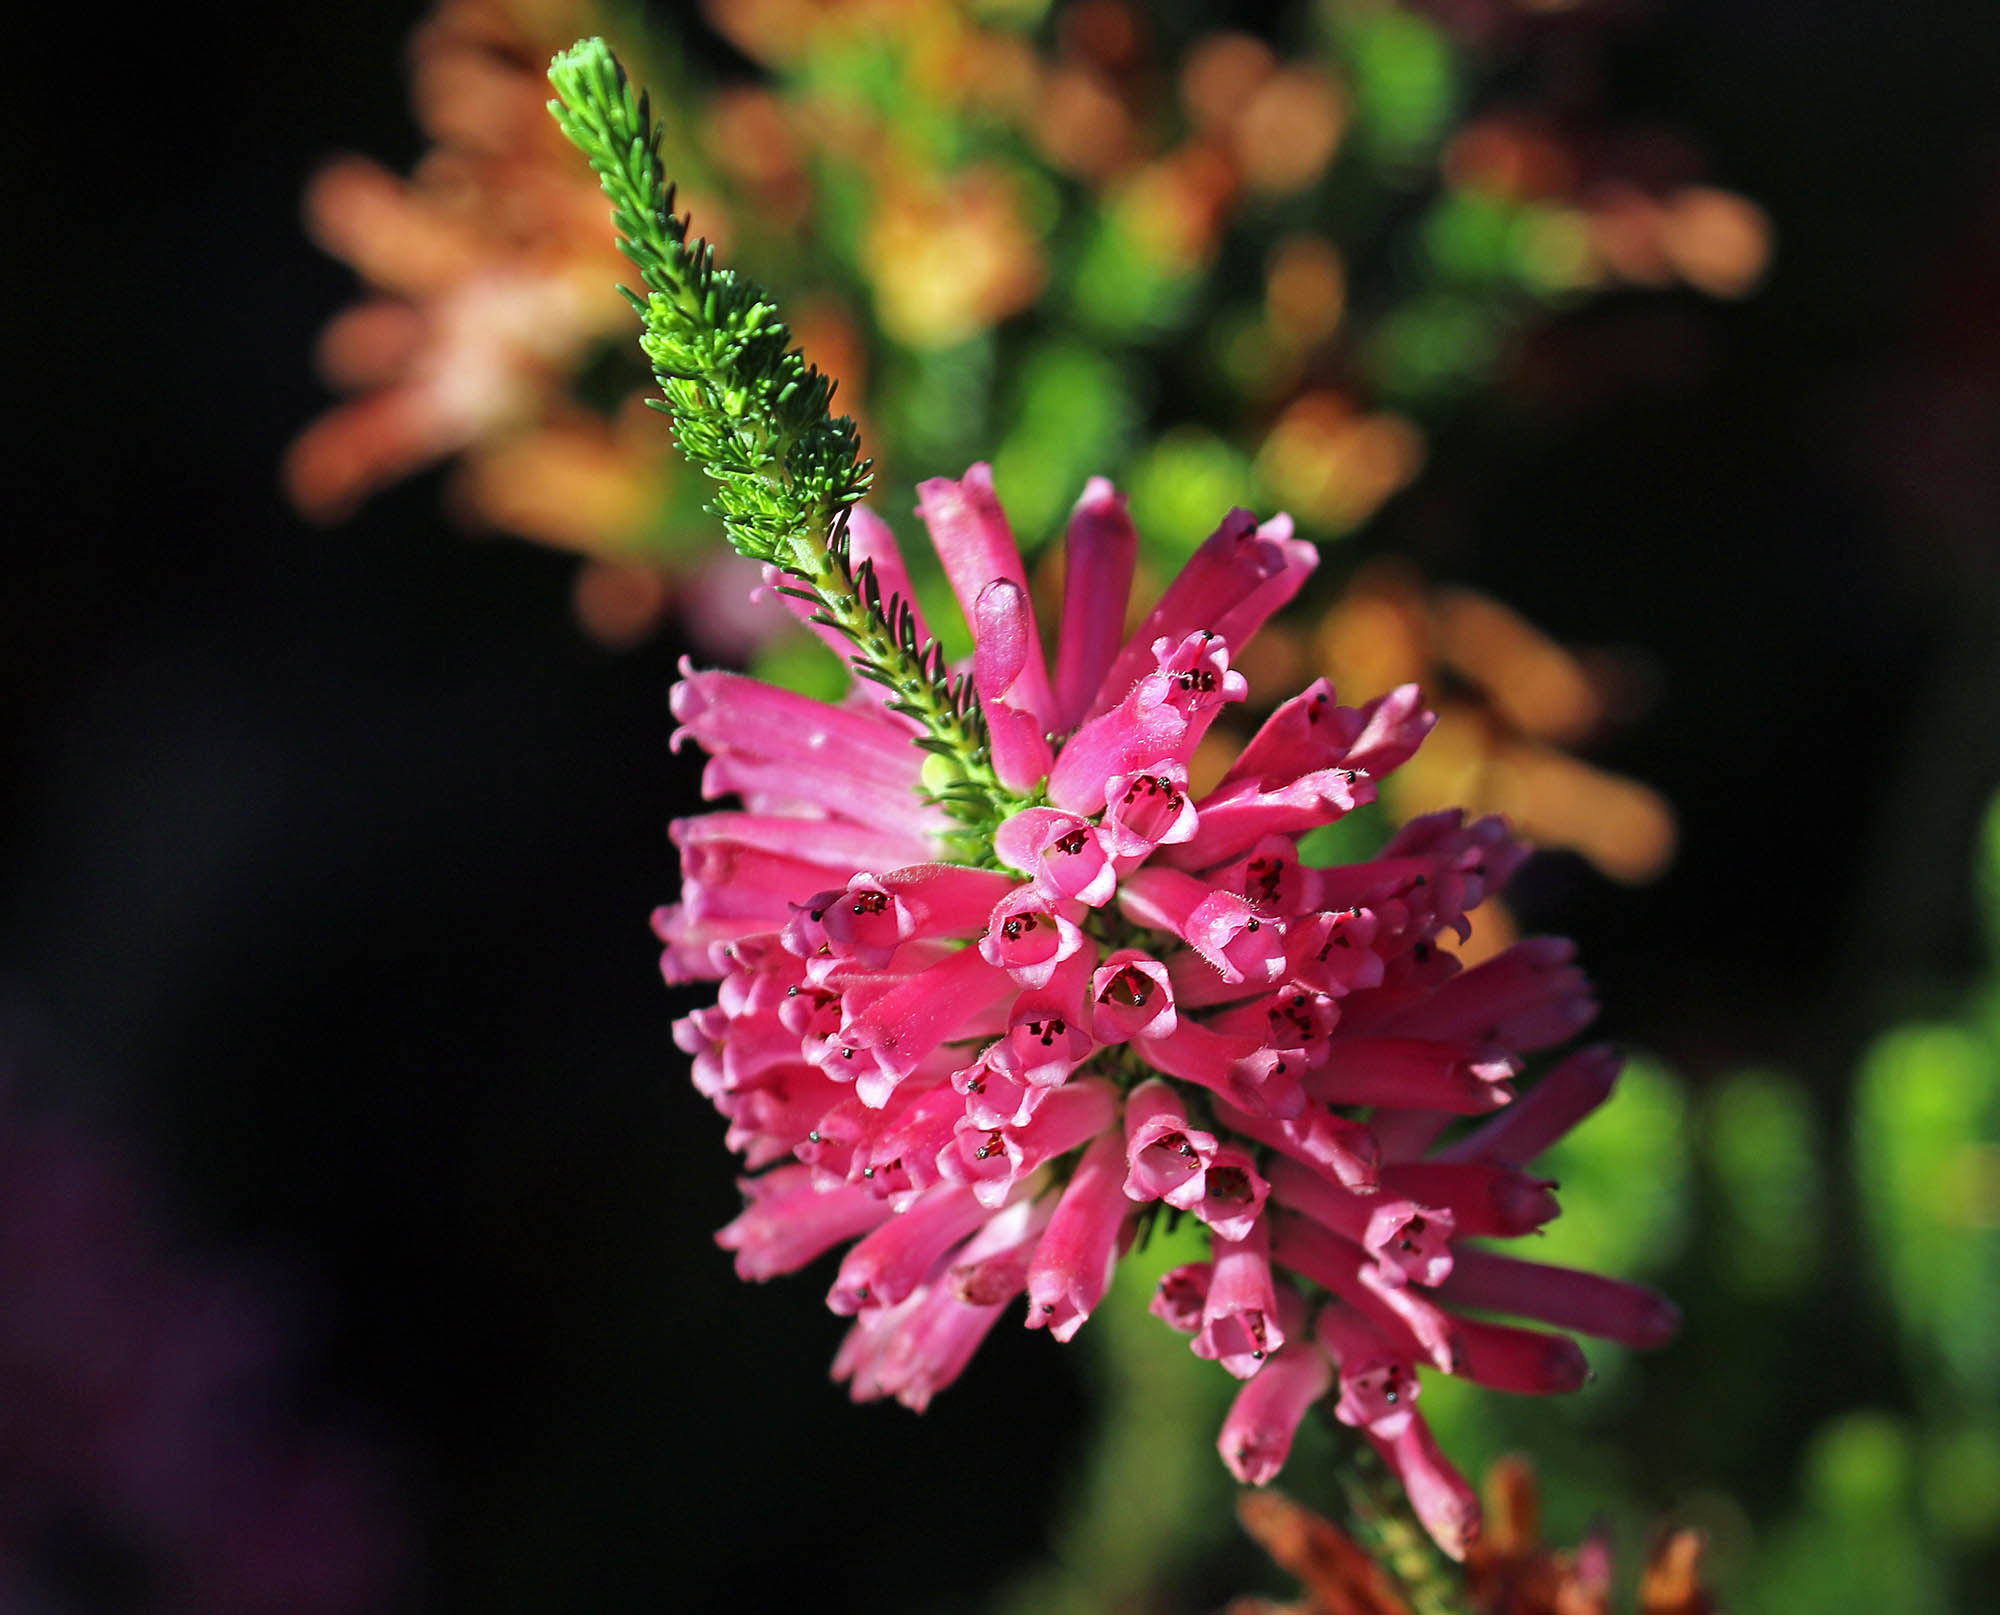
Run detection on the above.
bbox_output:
[547,37,1023,851]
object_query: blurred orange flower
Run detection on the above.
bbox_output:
[1314,561,1675,886]
[1230,1461,1715,1615]
[288,0,666,541]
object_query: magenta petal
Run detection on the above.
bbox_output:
[1084,508,1304,721]
[1436,1043,1622,1166]
[1315,1300,1420,1439]
[1217,1339,1334,1485]
[1151,1262,1212,1333]
[916,464,1054,725]
[975,581,1057,791]
[1193,1217,1284,1378]
[826,1184,991,1314]
[1451,1315,1591,1395]
[995,807,1117,907]
[1025,1130,1132,1340]
[1053,477,1140,730]
[716,1166,895,1280]
[1090,949,1178,1043]
[1372,1414,1481,1561]
[1436,1249,1681,1349]
[1122,1079,1219,1206]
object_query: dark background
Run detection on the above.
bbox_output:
[9,1,2000,1609]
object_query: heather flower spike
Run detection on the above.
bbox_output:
[555,37,1676,1583]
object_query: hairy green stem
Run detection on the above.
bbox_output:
[546,37,1021,846]
[1336,1436,1474,1615]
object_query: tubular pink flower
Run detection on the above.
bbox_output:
[1271,1210,1460,1371]
[974,580,1057,792]
[978,887,1087,988]
[1151,1262,1211,1333]
[1219,1337,1335,1485]
[941,1078,1118,1208]
[1451,1315,1592,1396]
[1434,1043,1622,1166]
[823,944,1016,1107]
[1303,1037,1519,1113]
[1373,1414,1481,1562]
[1190,1143,1271,1242]
[826,1183,996,1314]
[1213,1097,1380,1192]
[1119,867,1287,986]
[1122,1079,1219,1209]
[1194,1216,1284,1378]
[1085,509,1315,721]
[660,469,1673,1556]
[1139,1019,1307,1119]
[671,665,936,801]
[716,1165,895,1281]
[948,1195,1058,1307]
[1091,949,1179,1042]
[989,962,1098,1088]
[1437,1249,1681,1349]
[1378,1162,1562,1238]
[1102,763,1200,862]
[848,1281,1010,1413]
[1315,1300,1420,1440]
[995,807,1117,907]
[916,464,1055,724]
[1267,1154,1455,1288]
[1025,1130,1133,1341]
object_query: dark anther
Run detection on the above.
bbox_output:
[1099,966,1154,1009]
[851,891,889,916]
[1208,1165,1252,1202]
[1245,918,1260,932]
[1054,828,1090,857]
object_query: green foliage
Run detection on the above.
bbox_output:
[991,343,1141,545]
[1329,1,1460,163]
[993,1217,1240,1615]
[1534,1054,1692,1280]
[545,39,870,574]
[1127,428,1257,561]
[1703,1069,1824,1300]
[1856,1021,2000,1400]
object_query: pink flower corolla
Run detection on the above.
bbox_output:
[662,466,1676,1558]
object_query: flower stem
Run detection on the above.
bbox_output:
[1335,1438,1475,1615]
[783,524,1021,850]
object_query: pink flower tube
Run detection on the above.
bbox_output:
[665,469,1675,1556]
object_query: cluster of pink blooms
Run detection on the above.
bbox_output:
[660,467,1677,1558]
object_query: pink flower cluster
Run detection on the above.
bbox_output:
[660,466,1676,1558]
